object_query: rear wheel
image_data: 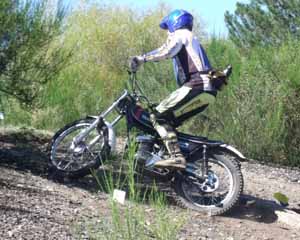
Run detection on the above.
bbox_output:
[174,152,243,215]
[49,118,109,178]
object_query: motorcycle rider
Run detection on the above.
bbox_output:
[131,9,216,169]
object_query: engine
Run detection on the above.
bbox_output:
[135,135,163,167]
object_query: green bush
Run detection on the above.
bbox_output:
[32,3,176,130]
[193,38,300,165]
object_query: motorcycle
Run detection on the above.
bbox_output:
[49,65,245,215]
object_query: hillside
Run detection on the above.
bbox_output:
[0,128,300,240]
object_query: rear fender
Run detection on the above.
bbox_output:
[218,144,247,161]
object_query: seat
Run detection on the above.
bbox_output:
[178,132,223,146]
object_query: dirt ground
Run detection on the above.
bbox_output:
[0,127,300,240]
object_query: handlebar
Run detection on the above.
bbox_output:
[127,71,156,111]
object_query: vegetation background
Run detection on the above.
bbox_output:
[1,0,299,166]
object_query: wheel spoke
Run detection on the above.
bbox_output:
[176,154,243,215]
[50,122,105,173]
[182,157,234,209]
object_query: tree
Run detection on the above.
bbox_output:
[225,0,300,48]
[0,0,69,106]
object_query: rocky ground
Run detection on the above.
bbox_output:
[0,127,300,240]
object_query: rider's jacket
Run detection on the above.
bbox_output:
[143,29,213,91]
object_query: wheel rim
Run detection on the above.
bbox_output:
[51,123,104,172]
[182,158,234,209]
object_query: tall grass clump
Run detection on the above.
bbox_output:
[82,138,185,240]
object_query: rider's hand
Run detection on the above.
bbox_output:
[129,55,145,72]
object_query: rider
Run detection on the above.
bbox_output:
[132,9,217,169]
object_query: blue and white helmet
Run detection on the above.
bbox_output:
[159,9,193,32]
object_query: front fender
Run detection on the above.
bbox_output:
[219,144,247,161]
[106,123,116,153]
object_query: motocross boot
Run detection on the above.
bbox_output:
[150,113,186,169]
[154,138,186,169]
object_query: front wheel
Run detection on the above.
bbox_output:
[173,152,243,215]
[49,118,110,178]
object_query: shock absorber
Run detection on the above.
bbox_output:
[202,144,208,177]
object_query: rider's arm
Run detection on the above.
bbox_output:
[143,33,183,62]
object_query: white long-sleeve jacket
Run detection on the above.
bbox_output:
[143,29,213,91]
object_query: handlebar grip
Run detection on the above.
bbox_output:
[129,57,139,73]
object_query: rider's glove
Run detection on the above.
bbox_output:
[129,55,146,72]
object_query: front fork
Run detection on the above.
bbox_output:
[72,91,128,149]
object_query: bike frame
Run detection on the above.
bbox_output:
[72,72,149,149]
[71,72,246,162]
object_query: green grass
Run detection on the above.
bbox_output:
[78,199,185,240]
[76,137,186,240]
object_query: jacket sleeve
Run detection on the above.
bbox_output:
[143,34,182,62]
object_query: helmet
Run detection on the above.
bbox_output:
[159,9,193,32]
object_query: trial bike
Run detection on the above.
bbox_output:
[49,66,245,215]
